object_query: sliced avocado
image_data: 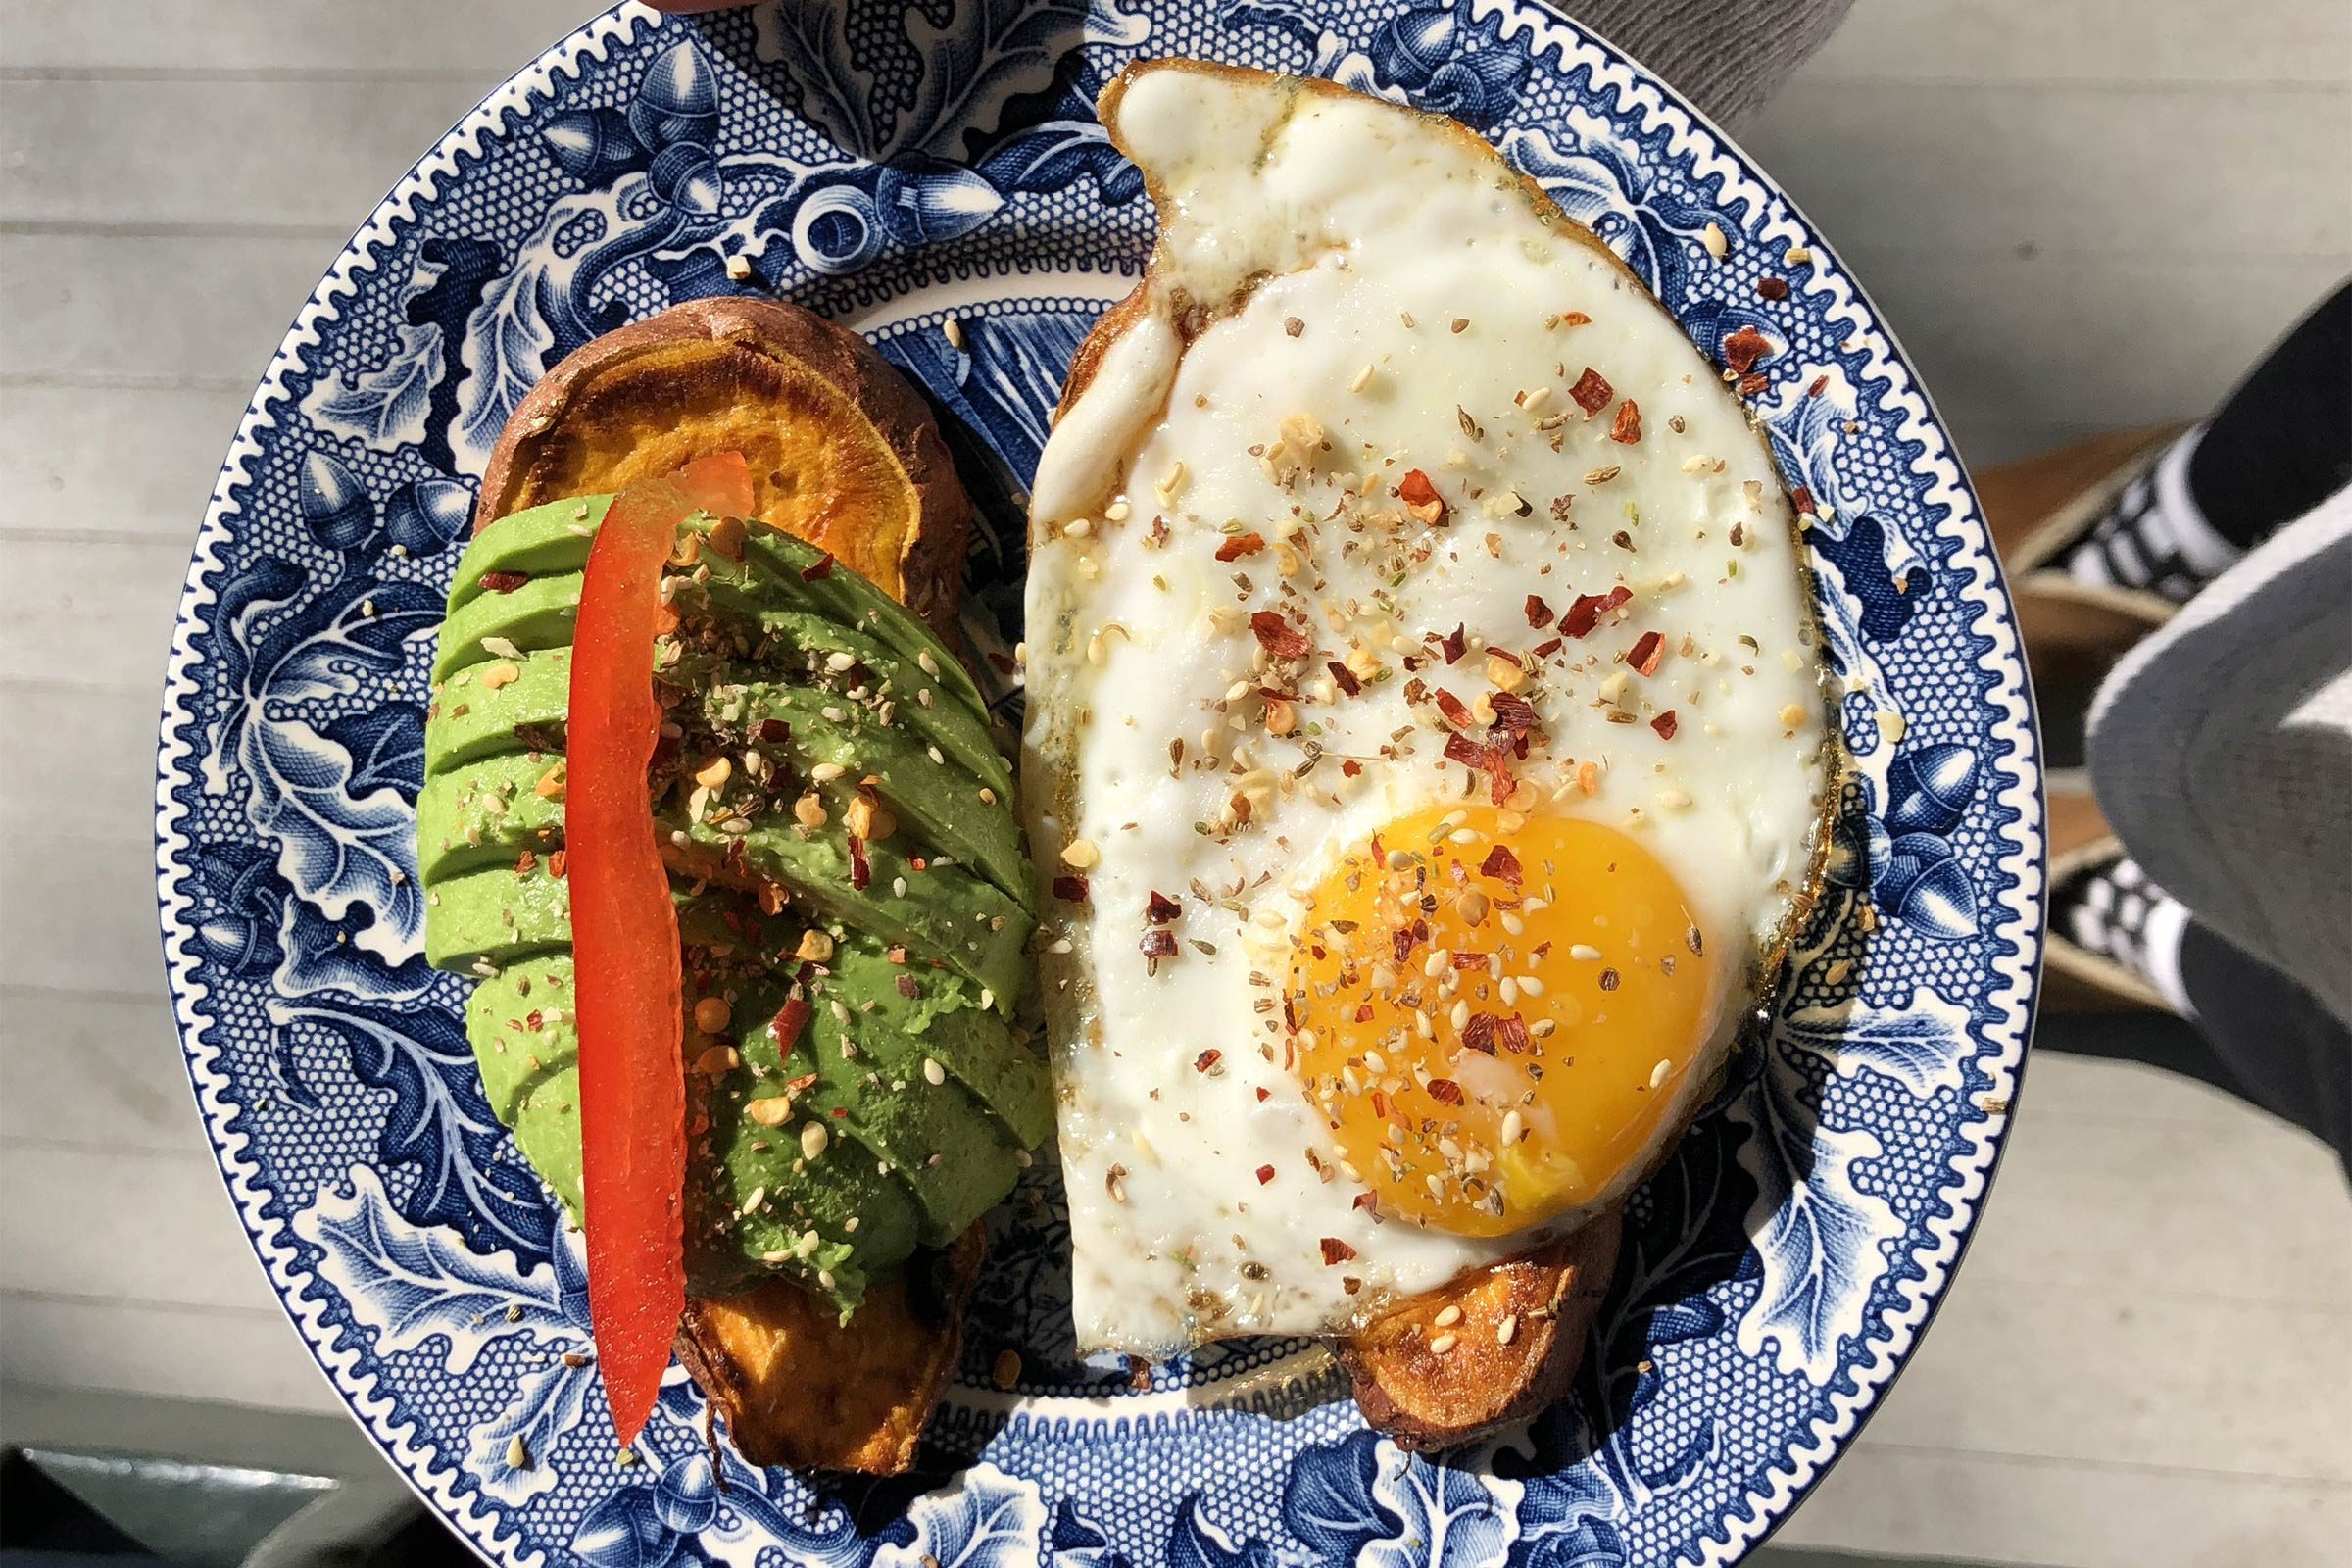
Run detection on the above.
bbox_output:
[665,812,1027,1011]
[425,650,570,778]
[798,998,1019,1249]
[507,1062,584,1220]
[820,937,1054,1150]
[691,595,1008,796]
[738,528,991,717]
[425,489,1043,1311]
[416,752,565,884]
[692,1038,924,1310]
[424,859,571,972]
[444,495,613,615]
[433,571,583,682]
[451,497,991,721]
[706,680,1028,907]
[465,953,576,1120]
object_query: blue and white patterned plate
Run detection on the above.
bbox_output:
[157,3,2043,1562]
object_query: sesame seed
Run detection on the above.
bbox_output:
[923,1057,946,1086]
[1497,1312,1520,1346]
[1569,944,1603,962]
[1434,1304,1463,1328]
[943,317,966,350]
[801,1122,830,1159]
[1430,1332,1458,1353]
[1650,1058,1673,1089]
[1700,221,1729,259]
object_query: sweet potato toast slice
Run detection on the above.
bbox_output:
[677,1224,986,1474]
[1339,1211,1621,1451]
[479,297,985,1474]
[475,296,970,642]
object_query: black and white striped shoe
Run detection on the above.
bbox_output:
[2001,425,2239,649]
[2050,849,2194,1016]
[2057,429,2242,605]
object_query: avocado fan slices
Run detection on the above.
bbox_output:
[419,498,1049,1314]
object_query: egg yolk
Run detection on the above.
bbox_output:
[1287,806,1720,1236]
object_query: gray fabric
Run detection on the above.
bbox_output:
[2088,487,2352,1027]
[1566,0,1857,124]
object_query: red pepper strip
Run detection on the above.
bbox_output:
[568,451,754,1444]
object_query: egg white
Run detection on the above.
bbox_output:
[1023,64,1834,1354]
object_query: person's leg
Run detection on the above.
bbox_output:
[2174,923,2352,1177]
[2087,489,2352,1026]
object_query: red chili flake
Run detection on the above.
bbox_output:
[1569,367,1614,415]
[1461,1013,1498,1054]
[1318,660,1361,699]
[1651,710,1680,740]
[1443,732,1484,769]
[1215,532,1266,562]
[547,851,568,880]
[1533,637,1563,659]
[757,718,791,745]
[1494,1014,1532,1054]
[797,552,836,582]
[1739,372,1771,397]
[1427,1078,1464,1106]
[1490,692,1537,736]
[1628,630,1665,675]
[1788,486,1818,517]
[1562,584,1632,639]
[514,849,538,876]
[782,1071,819,1095]
[1249,611,1311,660]
[1256,1086,1272,1102]
[1341,760,1362,778]
[1440,623,1467,664]
[476,570,530,595]
[1397,468,1447,525]
[1320,1238,1357,1265]
[1369,1089,1390,1120]
[1196,1049,1223,1073]
[1482,846,1524,887]
[1756,276,1790,301]
[1139,928,1178,959]
[1433,690,1473,729]
[1353,1003,1375,1023]
[1255,1164,1277,1185]
[847,835,871,891]
[1808,374,1830,398]
[1483,751,1515,806]
[1525,594,1555,629]
[1609,399,1643,444]
[896,974,921,999]
[1723,326,1774,374]
[1052,874,1090,903]
[1145,890,1182,923]
[771,997,812,1053]
[1352,1191,1379,1213]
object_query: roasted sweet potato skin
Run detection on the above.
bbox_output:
[474,296,970,644]
[1339,1212,1621,1451]
[677,1224,986,1475]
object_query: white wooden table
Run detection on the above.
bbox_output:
[3,4,2345,1563]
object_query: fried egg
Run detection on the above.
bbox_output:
[1023,62,1835,1354]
